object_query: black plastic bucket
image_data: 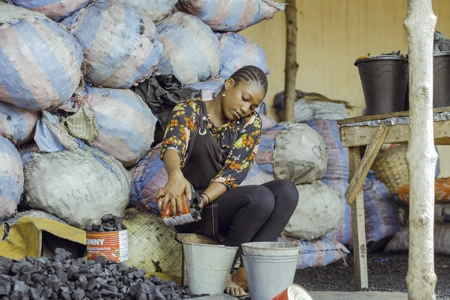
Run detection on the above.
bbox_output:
[355,56,408,115]
[433,52,450,108]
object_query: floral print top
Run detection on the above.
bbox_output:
[161,98,262,188]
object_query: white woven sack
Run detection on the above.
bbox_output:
[24,145,131,229]
[282,181,342,241]
[273,123,328,184]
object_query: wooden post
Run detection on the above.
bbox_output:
[403,1,438,299]
[283,0,298,122]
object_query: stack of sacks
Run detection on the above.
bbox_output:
[295,93,400,250]
[254,121,348,268]
[0,2,165,229]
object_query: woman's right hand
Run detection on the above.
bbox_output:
[156,170,192,216]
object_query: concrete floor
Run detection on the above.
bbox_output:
[200,291,408,299]
[308,291,407,300]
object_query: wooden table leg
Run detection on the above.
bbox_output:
[348,146,368,290]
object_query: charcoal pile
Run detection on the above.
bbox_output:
[0,248,196,300]
[85,214,127,232]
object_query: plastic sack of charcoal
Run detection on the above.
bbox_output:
[240,162,275,186]
[155,12,221,85]
[0,2,47,24]
[277,236,349,269]
[185,79,224,101]
[122,208,182,277]
[0,16,83,111]
[255,122,288,175]
[273,123,328,184]
[282,181,342,241]
[10,0,90,21]
[363,170,400,251]
[385,224,450,255]
[174,0,285,32]
[60,0,163,89]
[116,0,177,22]
[0,101,40,147]
[24,141,131,229]
[216,32,269,79]
[306,119,352,246]
[128,144,167,214]
[69,86,158,167]
[0,136,24,222]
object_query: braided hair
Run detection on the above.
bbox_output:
[229,65,268,97]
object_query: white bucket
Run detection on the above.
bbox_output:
[242,242,300,300]
[184,242,238,295]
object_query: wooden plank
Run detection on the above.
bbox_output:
[339,120,450,147]
[346,124,389,205]
[348,147,369,290]
[337,105,450,126]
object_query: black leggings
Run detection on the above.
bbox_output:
[215,179,299,268]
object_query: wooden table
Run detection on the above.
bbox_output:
[337,106,450,290]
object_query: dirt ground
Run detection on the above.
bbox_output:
[293,250,450,299]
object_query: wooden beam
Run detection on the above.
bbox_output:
[283,0,298,122]
[348,147,368,290]
[346,124,389,205]
[339,121,450,147]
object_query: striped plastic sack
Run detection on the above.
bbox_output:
[116,0,178,22]
[255,122,287,175]
[385,224,450,255]
[277,236,349,269]
[0,16,83,111]
[0,2,47,24]
[156,12,221,85]
[174,0,285,32]
[73,86,158,167]
[0,136,24,222]
[0,101,40,147]
[240,162,275,186]
[216,32,268,79]
[128,144,167,214]
[61,0,163,89]
[363,170,400,250]
[306,119,352,246]
[11,0,90,21]
[185,79,224,101]
[123,208,182,277]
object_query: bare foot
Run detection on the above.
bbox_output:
[231,267,248,292]
[225,274,247,296]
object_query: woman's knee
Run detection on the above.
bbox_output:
[265,179,299,208]
[245,186,275,216]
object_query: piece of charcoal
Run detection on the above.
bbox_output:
[13,280,29,295]
[94,256,107,267]
[61,290,71,300]
[55,267,68,283]
[27,287,41,300]
[31,273,46,284]
[11,261,34,274]
[72,287,86,300]
[0,275,11,295]
[0,257,13,275]
[101,214,114,223]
